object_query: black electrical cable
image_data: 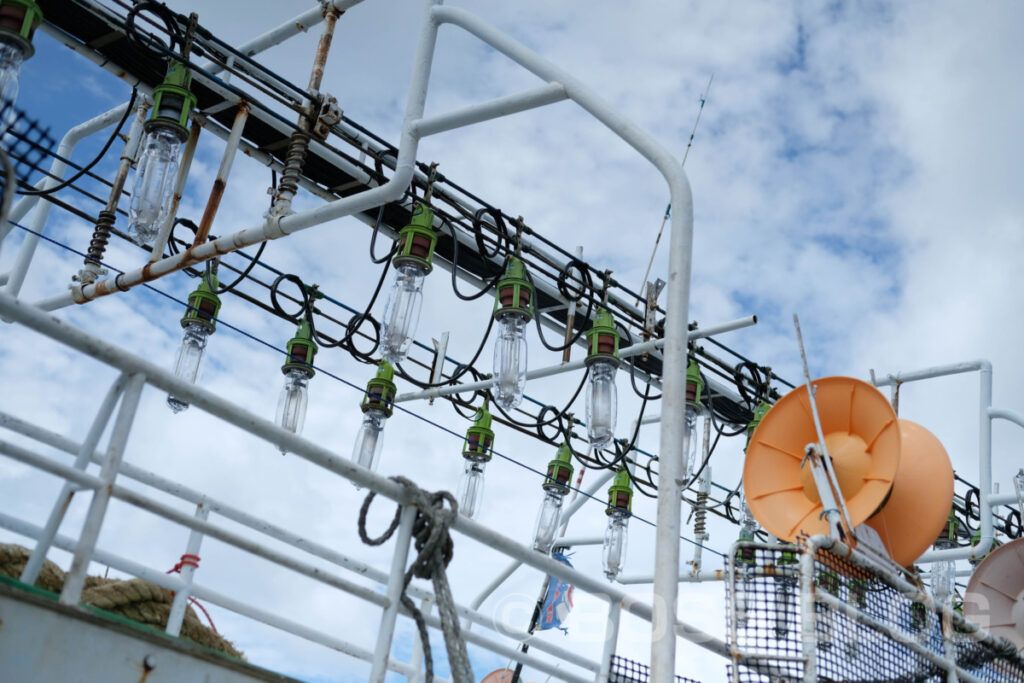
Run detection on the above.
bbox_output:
[531,264,594,353]
[1005,510,1022,539]
[368,203,397,265]
[439,211,507,301]
[268,272,313,324]
[488,367,588,446]
[17,89,138,197]
[124,1,187,55]
[394,316,495,390]
[615,321,663,401]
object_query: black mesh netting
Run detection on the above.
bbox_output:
[0,102,55,190]
[725,544,1024,682]
[608,654,703,683]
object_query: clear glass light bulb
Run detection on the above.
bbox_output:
[602,509,629,581]
[380,262,425,364]
[167,321,211,413]
[684,405,703,481]
[586,360,617,449]
[276,368,311,450]
[532,488,565,554]
[458,459,486,519]
[0,38,25,136]
[129,126,182,244]
[352,408,387,474]
[493,313,528,411]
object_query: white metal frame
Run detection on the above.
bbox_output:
[5,4,703,678]
[0,290,733,682]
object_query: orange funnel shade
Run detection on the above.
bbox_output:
[744,377,901,542]
[866,419,954,567]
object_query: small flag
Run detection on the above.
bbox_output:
[537,551,574,632]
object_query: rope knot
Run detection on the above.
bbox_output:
[167,553,200,574]
[357,476,472,683]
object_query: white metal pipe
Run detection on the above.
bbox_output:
[0,406,602,676]
[369,504,417,683]
[469,468,616,612]
[798,540,817,683]
[617,569,729,585]
[63,0,444,306]
[406,595,432,683]
[989,492,1019,506]
[873,360,997,563]
[418,608,596,683]
[20,372,128,584]
[0,249,727,661]
[412,82,567,138]
[598,599,623,683]
[912,361,993,563]
[61,372,146,605]
[872,360,992,386]
[552,535,603,547]
[0,407,409,597]
[813,591,984,683]
[193,104,249,245]
[165,502,210,637]
[0,438,105,490]
[989,407,1024,429]
[0,103,132,299]
[396,314,755,403]
[110,483,389,608]
[0,437,603,678]
[0,511,415,676]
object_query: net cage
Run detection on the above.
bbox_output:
[725,542,1024,682]
[608,654,703,683]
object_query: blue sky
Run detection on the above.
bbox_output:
[2,2,1023,682]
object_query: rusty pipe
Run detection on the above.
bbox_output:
[272,6,341,215]
[193,103,249,248]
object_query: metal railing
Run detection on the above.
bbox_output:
[0,291,732,682]
[725,540,1024,683]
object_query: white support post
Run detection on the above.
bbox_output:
[798,544,817,683]
[406,595,433,683]
[369,504,418,683]
[59,372,146,605]
[166,502,211,636]
[597,599,623,682]
[20,372,129,584]
[874,360,994,563]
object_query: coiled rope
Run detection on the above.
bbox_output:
[358,476,472,682]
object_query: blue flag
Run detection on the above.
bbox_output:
[538,551,574,632]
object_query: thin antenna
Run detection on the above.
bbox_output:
[636,73,714,304]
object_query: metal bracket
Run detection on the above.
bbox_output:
[643,277,665,350]
[428,332,449,405]
[313,94,342,140]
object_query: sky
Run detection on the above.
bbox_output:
[1,1,1023,682]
